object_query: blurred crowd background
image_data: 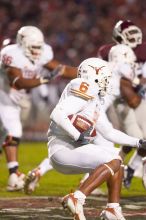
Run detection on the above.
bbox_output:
[0,0,146,140]
[0,0,146,65]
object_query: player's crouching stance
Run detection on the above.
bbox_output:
[47,58,146,220]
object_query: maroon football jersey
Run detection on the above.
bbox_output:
[133,42,146,62]
[97,43,115,61]
[97,42,146,63]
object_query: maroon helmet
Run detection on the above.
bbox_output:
[112,20,142,48]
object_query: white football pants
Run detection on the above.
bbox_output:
[48,136,120,174]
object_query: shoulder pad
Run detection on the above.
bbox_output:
[1,44,19,67]
[69,78,98,100]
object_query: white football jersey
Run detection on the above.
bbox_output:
[0,43,54,106]
[103,62,136,111]
[49,78,102,141]
[142,62,146,77]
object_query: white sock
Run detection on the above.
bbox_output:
[128,152,142,170]
[74,190,86,205]
[38,158,53,176]
[7,161,18,169]
[142,157,146,176]
[107,203,120,208]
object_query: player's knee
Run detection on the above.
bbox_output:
[122,145,132,154]
[2,135,20,148]
[104,159,121,176]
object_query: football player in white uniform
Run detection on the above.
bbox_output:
[98,20,146,189]
[108,44,146,189]
[23,55,120,196]
[0,25,76,191]
[46,57,146,220]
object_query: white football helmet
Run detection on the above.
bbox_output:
[113,20,142,48]
[17,26,44,61]
[77,58,112,96]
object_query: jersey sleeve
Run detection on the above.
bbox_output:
[50,95,87,141]
[50,78,99,140]
[69,79,97,100]
[95,110,139,147]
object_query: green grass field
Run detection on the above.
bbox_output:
[0,142,146,198]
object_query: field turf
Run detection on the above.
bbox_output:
[0,141,146,198]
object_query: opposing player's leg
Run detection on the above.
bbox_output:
[119,145,133,160]
[124,147,146,188]
[124,151,142,188]
[142,156,146,188]
[24,158,53,194]
[120,106,145,188]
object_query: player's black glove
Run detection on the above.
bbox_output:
[40,65,64,84]
[138,139,146,150]
[77,126,94,145]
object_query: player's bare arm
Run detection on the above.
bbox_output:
[6,66,44,90]
[120,77,141,108]
[45,59,77,79]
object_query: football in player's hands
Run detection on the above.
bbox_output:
[68,114,96,137]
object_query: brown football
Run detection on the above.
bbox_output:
[120,78,141,108]
[68,114,96,137]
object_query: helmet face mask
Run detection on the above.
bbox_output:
[77,58,112,97]
[17,26,44,62]
[113,20,142,48]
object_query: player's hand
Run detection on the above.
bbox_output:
[49,64,65,80]
[138,139,146,149]
[40,76,50,84]
[77,126,94,145]
[40,65,65,84]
